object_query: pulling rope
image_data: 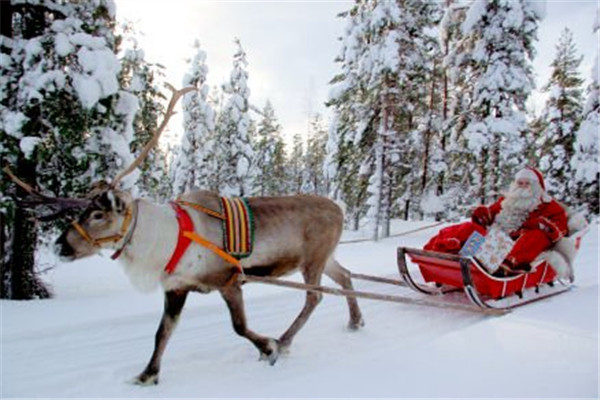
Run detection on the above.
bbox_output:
[339,221,445,244]
[239,275,506,315]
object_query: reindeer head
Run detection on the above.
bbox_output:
[4,84,195,262]
[55,185,135,261]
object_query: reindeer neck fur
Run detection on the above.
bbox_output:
[118,199,219,293]
[115,200,176,291]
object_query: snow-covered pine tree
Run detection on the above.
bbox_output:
[214,38,255,196]
[537,28,585,203]
[119,23,168,200]
[327,0,440,235]
[328,0,440,240]
[269,138,287,195]
[430,1,470,221]
[350,0,401,240]
[390,1,442,223]
[445,0,543,205]
[172,40,215,196]
[253,101,286,195]
[417,43,446,220]
[287,133,306,194]
[571,13,599,215]
[326,2,373,230]
[304,114,328,196]
[0,0,136,299]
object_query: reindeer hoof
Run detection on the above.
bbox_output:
[348,316,365,331]
[131,372,159,386]
[258,338,279,365]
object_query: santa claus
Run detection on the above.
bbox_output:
[424,166,568,275]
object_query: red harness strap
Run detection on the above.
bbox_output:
[164,201,244,277]
[164,201,195,274]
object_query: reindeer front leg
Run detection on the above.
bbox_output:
[220,283,280,365]
[133,290,188,385]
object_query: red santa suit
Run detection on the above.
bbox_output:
[424,167,568,268]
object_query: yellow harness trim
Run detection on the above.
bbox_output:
[177,200,225,220]
[72,205,134,247]
[182,231,243,271]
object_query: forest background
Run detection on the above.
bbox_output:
[0,0,598,299]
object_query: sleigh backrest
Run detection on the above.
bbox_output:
[534,205,590,282]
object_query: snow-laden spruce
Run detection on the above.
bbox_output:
[445,0,543,204]
[119,22,170,200]
[0,0,138,299]
[252,101,287,195]
[172,40,216,195]
[214,38,256,196]
[537,28,584,203]
[571,9,600,214]
[326,0,441,237]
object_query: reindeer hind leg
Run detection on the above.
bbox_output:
[324,258,365,330]
[277,259,326,353]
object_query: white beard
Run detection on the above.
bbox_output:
[493,182,542,234]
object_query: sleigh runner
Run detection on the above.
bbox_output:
[397,247,572,311]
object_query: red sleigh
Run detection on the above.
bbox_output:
[397,215,588,311]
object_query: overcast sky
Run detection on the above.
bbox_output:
[114,1,598,144]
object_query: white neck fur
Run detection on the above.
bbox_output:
[119,201,178,292]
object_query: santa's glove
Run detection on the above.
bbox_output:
[536,217,562,242]
[471,206,492,227]
[521,218,539,230]
[525,217,562,242]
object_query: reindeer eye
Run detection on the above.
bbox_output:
[91,211,105,220]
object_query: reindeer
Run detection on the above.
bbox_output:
[6,85,364,385]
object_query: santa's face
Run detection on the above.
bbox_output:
[505,178,541,212]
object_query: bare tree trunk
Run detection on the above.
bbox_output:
[9,158,50,300]
[382,182,392,237]
[0,201,7,298]
[479,148,489,205]
[1,2,50,299]
[370,136,383,242]
[1,0,13,298]
[421,60,437,194]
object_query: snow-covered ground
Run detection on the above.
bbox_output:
[2,219,598,399]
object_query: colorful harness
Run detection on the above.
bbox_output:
[220,197,255,260]
[164,197,255,275]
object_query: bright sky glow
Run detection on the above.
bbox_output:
[114,0,599,143]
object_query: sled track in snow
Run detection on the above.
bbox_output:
[3,279,486,397]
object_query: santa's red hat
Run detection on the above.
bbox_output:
[515,166,545,190]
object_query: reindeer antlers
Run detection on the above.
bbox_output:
[3,166,37,195]
[3,84,195,220]
[111,83,196,187]
[3,166,92,219]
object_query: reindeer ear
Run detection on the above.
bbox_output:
[87,180,111,199]
[113,193,126,214]
[104,190,127,213]
[93,192,113,211]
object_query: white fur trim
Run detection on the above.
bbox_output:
[533,212,589,282]
[515,168,538,183]
[534,250,573,282]
[541,192,552,203]
[568,212,588,234]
